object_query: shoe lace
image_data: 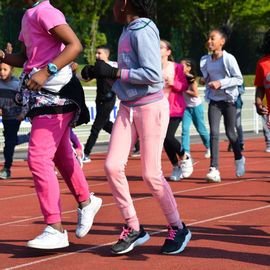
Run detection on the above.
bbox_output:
[119,226,132,240]
[166,226,177,240]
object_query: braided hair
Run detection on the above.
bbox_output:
[261,28,270,55]
[129,0,155,18]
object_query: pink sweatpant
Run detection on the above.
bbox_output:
[28,112,90,224]
[105,97,182,226]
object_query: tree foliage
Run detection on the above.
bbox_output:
[0,0,270,71]
[52,0,113,64]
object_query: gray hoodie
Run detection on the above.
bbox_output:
[112,18,163,102]
[200,50,243,103]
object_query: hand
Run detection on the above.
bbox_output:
[208,80,221,90]
[27,68,50,91]
[165,76,174,87]
[81,65,95,81]
[199,77,205,85]
[93,60,118,79]
[255,103,268,116]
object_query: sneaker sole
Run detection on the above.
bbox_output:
[169,177,182,182]
[206,177,221,183]
[82,159,91,163]
[27,240,69,249]
[182,169,193,178]
[162,230,192,255]
[75,198,102,238]
[111,233,150,255]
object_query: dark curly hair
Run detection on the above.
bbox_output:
[129,0,155,18]
[261,28,270,55]
[212,25,232,45]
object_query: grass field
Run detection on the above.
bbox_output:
[12,66,255,87]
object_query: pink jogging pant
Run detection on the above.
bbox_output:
[28,112,90,224]
[105,97,182,225]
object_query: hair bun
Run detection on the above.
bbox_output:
[219,25,232,39]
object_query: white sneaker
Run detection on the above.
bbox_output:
[180,153,193,178]
[265,146,270,153]
[76,193,102,238]
[204,148,211,158]
[206,167,221,183]
[169,165,183,181]
[82,155,91,163]
[235,156,245,177]
[27,226,69,249]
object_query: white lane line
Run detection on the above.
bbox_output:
[0,182,108,201]
[1,156,267,201]
[0,177,262,227]
[3,204,270,270]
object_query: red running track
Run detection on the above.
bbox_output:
[0,137,269,270]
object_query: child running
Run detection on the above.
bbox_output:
[160,40,193,181]
[0,57,22,179]
[254,28,270,129]
[81,45,117,163]
[200,25,246,183]
[0,0,102,249]
[82,0,191,255]
[180,58,210,159]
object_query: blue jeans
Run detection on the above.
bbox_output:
[2,119,21,169]
[181,104,210,153]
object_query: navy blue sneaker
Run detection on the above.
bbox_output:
[111,225,150,255]
[161,223,191,254]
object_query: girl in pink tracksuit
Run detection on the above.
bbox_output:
[160,39,193,182]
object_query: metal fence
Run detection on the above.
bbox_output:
[0,86,261,152]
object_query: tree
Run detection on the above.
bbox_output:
[156,0,270,72]
[52,0,113,64]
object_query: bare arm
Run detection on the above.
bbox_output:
[27,24,83,91]
[255,86,268,115]
[186,80,199,97]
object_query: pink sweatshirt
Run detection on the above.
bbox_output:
[165,63,188,117]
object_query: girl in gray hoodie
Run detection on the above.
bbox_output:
[82,0,192,256]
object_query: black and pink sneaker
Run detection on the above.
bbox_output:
[111,225,150,255]
[161,223,191,254]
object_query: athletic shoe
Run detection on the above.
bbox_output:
[265,146,270,153]
[180,153,193,178]
[131,150,140,157]
[0,168,11,180]
[161,223,191,255]
[204,148,211,158]
[169,165,183,181]
[235,156,245,177]
[111,225,150,255]
[206,167,221,183]
[76,193,102,238]
[27,226,69,249]
[82,155,91,163]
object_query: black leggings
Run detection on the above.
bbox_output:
[84,98,115,155]
[164,117,185,165]
[208,100,242,168]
